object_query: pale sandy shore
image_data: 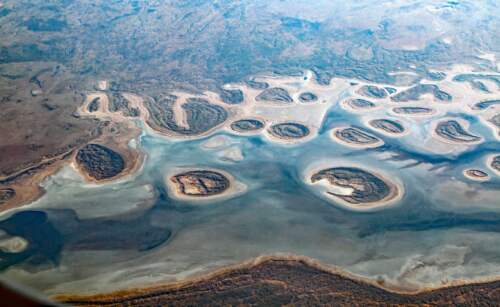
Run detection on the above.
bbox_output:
[52,253,500,304]
[462,169,490,182]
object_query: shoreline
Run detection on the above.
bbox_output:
[302,160,404,211]
[329,126,385,149]
[430,117,483,146]
[52,253,500,304]
[164,167,247,203]
[462,169,490,182]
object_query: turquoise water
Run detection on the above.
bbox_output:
[1,106,499,295]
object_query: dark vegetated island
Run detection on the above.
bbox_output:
[256,87,293,103]
[87,97,100,113]
[146,96,228,136]
[369,119,405,134]
[473,99,500,110]
[464,169,489,180]
[334,127,381,146]
[245,79,269,90]
[0,188,16,204]
[489,114,500,128]
[75,144,125,180]
[311,167,394,205]
[385,87,397,94]
[268,122,310,139]
[230,119,264,133]
[435,120,481,143]
[219,89,244,104]
[347,98,376,109]
[393,106,434,115]
[109,92,139,117]
[57,257,500,306]
[391,84,452,102]
[298,92,318,103]
[357,85,387,98]
[491,155,500,172]
[170,170,230,197]
[453,74,500,92]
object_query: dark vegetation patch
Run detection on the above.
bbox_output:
[392,106,434,114]
[171,170,230,197]
[385,87,397,94]
[256,87,293,103]
[230,119,264,132]
[357,85,387,98]
[107,92,139,117]
[435,120,481,143]
[146,96,228,136]
[464,169,488,179]
[268,122,310,139]
[311,167,391,204]
[473,99,500,110]
[391,84,452,102]
[426,71,446,81]
[219,88,244,104]
[347,98,376,109]
[298,92,317,103]
[76,144,125,180]
[334,127,381,145]
[369,119,405,134]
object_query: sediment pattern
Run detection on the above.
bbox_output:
[464,169,489,180]
[0,188,16,204]
[75,144,125,180]
[490,155,500,172]
[219,89,244,104]
[473,99,500,110]
[246,80,269,90]
[87,97,100,113]
[453,74,500,92]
